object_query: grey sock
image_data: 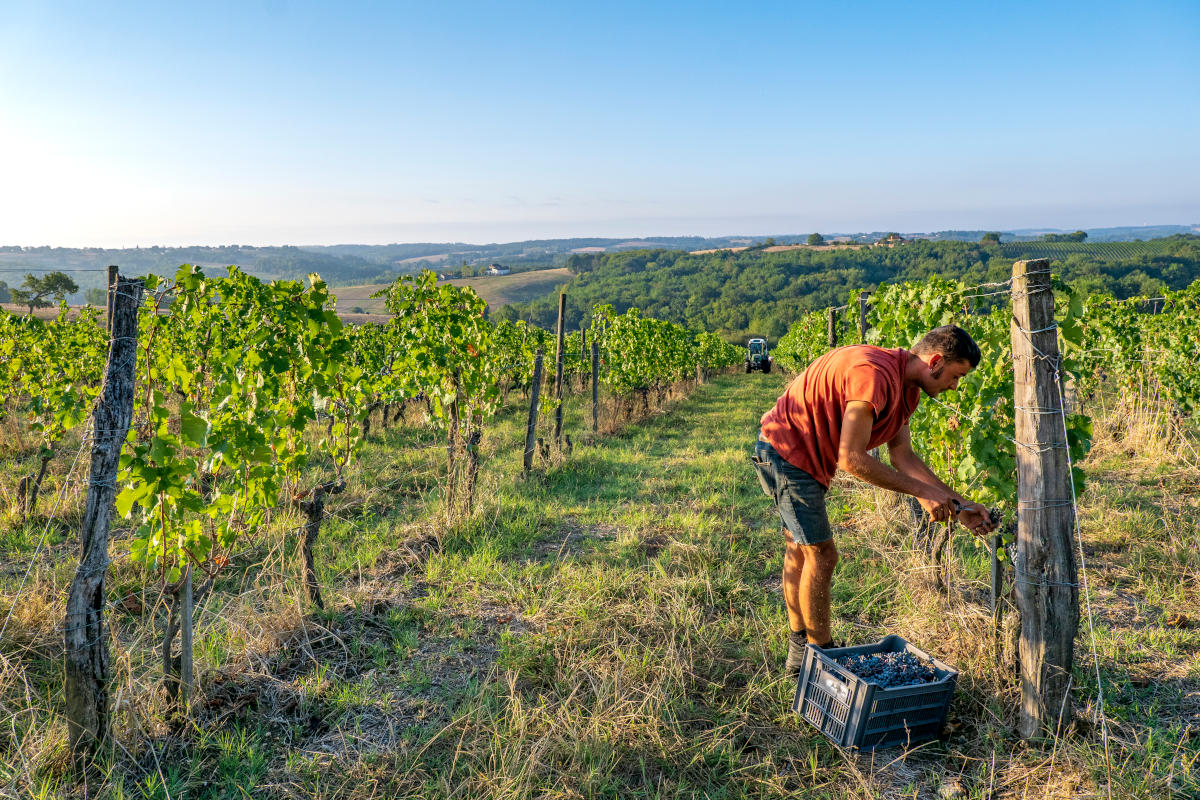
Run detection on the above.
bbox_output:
[785,630,808,675]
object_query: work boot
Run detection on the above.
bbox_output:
[785,630,807,677]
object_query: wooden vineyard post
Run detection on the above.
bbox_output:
[446,369,461,511]
[858,291,869,342]
[180,566,194,706]
[523,348,544,473]
[827,307,838,349]
[860,291,880,456]
[1011,258,1079,739]
[991,532,1005,629]
[64,271,142,774]
[591,339,600,434]
[553,292,566,446]
[580,328,588,390]
[104,264,119,335]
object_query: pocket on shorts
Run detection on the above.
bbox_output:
[750,453,776,499]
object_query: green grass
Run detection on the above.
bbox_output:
[1,372,1198,798]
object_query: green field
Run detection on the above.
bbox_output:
[1,374,1197,798]
[997,240,1176,261]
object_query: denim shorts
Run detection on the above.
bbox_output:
[752,439,833,545]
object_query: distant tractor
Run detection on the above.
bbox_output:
[745,338,772,373]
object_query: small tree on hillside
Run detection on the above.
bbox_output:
[0,280,10,303]
[807,233,826,246]
[1040,230,1088,243]
[84,287,107,306]
[981,232,1002,245]
[10,272,79,314]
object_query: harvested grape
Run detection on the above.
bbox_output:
[835,651,939,688]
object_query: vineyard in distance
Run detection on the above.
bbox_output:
[1,255,1198,798]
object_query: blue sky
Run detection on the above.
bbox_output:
[1,0,1197,246]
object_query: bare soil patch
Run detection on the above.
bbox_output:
[530,516,618,562]
[0,302,91,320]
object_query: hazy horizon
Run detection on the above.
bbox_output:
[3,217,1200,253]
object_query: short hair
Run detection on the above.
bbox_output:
[912,325,981,367]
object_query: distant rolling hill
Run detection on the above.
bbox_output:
[3,268,577,326]
[330,267,574,318]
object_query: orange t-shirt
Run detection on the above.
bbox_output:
[760,345,920,488]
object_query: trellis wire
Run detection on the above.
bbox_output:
[1050,337,1112,781]
[0,267,112,273]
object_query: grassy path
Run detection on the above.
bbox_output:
[281,373,1199,799]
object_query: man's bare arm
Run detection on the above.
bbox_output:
[887,423,959,498]
[888,422,997,535]
[837,401,955,520]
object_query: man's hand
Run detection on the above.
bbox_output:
[952,501,996,537]
[917,493,957,523]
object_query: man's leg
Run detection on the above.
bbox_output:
[798,540,839,645]
[782,529,809,674]
[782,528,806,632]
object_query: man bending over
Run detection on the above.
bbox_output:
[752,325,996,675]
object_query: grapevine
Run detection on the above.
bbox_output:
[589,303,740,422]
[0,304,106,516]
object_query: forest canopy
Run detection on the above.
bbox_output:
[496,235,1200,341]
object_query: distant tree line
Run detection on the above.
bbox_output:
[500,235,1200,341]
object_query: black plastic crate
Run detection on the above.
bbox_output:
[793,635,957,750]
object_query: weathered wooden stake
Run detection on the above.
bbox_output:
[446,369,461,511]
[65,271,142,774]
[580,328,588,389]
[104,264,119,335]
[553,292,566,446]
[827,307,838,349]
[990,532,1004,629]
[858,290,869,342]
[1011,258,1078,739]
[591,339,599,434]
[180,566,194,706]
[523,349,544,473]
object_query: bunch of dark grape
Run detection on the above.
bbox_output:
[834,651,939,688]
